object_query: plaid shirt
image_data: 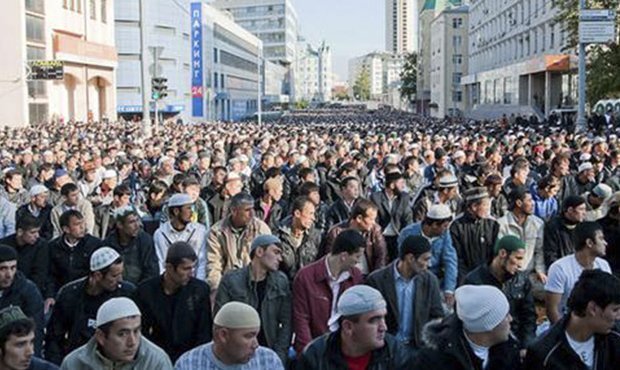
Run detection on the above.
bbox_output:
[174,342,284,370]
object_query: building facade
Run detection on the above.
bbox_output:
[190,2,262,121]
[416,0,462,115]
[462,0,576,119]
[430,5,468,117]
[349,52,404,104]
[0,0,117,126]
[115,0,191,121]
[295,40,333,103]
[386,0,417,54]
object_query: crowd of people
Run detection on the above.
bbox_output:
[0,107,618,369]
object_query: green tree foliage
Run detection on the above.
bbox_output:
[353,65,371,101]
[554,1,620,105]
[399,52,418,102]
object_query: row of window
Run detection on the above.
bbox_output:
[62,0,107,23]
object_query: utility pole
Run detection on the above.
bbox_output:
[257,44,263,125]
[576,0,587,133]
[149,47,164,132]
[139,0,150,136]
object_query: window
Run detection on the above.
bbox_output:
[453,72,462,85]
[214,48,218,63]
[26,0,45,14]
[453,17,463,29]
[452,54,463,65]
[452,91,463,102]
[453,35,462,50]
[26,15,45,43]
[90,0,96,20]
[101,0,107,23]
[29,103,48,125]
[214,72,218,88]
[221,74,225,89]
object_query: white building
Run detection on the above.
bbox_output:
[0,0,117,126]
[348,52,404,104]
[462,0,576,119]
[295,40,333,103]
[115,0,191,121]
[386,0,418,53]
[190,2,262,121]
[430,5,468,117]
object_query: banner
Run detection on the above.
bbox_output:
[191,2,204,117]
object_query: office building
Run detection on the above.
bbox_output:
[386,0,418,54]
[295,40,333,103]
[0,0,117,126]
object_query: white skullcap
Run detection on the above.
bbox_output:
[96,298,141,328]
[214,302,260,329]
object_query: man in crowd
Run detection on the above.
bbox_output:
[45,247,136,364]
[60,297,173,369]
[253,177,284,232]
[0,246,44,356]
[497,187,546,284]
[136,241,212,363]
[325,176,361,230]
[323,199,387,275]
[450,187,499,282]
[525,270,620,369]
[398,204,457,306]
[370,172,413,261]
[215,235,291,364]
[464,235,536,353]
[297,285,410,369]
[545,221,611,324]
[1,169,29,207]
[293,229,365,353]
[413,285,521,370]
[50,183,95,238]
[93,184,132,239]
[15,184,53,240]
[0,306,57,370]
[174,302,283,370]
[366,235,444,348]
[103,206,158,285]
[544,195,587,268]
[206,193,270,294]
[0,213,49,293]
[274,196,321,281]
[154,193,208,280]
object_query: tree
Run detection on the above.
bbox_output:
[353,65,371,101]
[399,52,417,102]
[554,1,620,106]
[295,100,309,110]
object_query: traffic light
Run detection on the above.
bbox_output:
[151,77,168,100]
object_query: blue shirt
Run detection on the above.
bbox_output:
[394,262,416,343]
[174,342,283,370]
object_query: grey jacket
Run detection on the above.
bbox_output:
[214,264,292,364]
[60,335,173,370]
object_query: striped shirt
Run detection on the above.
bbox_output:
[174,342,283,370]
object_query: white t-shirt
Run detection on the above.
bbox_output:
[565,332,594,369]
[545,254,611,314]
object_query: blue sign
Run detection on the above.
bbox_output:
[191,2,204,117]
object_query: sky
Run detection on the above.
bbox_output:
[292,0,385,83]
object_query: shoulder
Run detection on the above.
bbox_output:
[253,346,282,365]
[30,357,60,370]
[139,337,173,365]
[174,343,210,368]
[367,264,391,283]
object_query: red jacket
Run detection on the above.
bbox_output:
[292,256,363,353]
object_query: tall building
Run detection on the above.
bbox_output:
[416,0,462,115]
[115,0,191,121]
[430,5,468,117]
[348,52,404,104]
[209,0,297,101]
[462,0,575,119]
[295,40,333,103]
[385,0,417,53]
[0,0,117,126]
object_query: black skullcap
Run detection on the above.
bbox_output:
[0,245,17,264]
[399,235,431,260]
[165,241,197,264]
[563,195,586,212]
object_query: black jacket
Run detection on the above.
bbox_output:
[0,272,44,356]
[135,276,212,362]
[297,331,410,370]
[0,234,49,294]
[413,315,521,370]
[370,191,413,233]
[325,198,355,231]
[524,316,620,370]
[16,204,54,241]
[44,277,136,365]
[254,199,284,232]
[366,262,444,347]
[250,166,268,199]
[46,234,102,299]
[450,212,499,282]
[543,216,576,269]
[275,216,322,281]
[463,265,536,348]
[600,216,620,276]
[103,230,159,285]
